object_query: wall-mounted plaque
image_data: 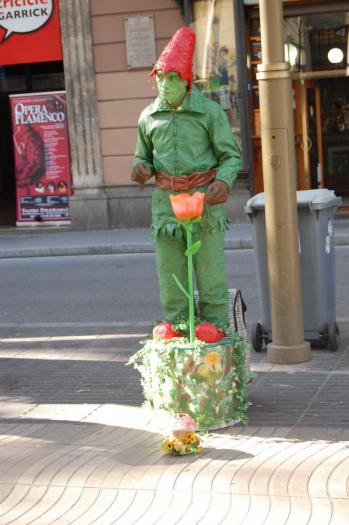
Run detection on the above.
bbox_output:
[125,15,156,69]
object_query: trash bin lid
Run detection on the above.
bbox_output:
[244,192,265,214]
[245,189,342,214]
[296,189,342,211]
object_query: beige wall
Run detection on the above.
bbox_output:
[91,0,184,185]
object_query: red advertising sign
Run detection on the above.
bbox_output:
[9,91,72,224]
[0,0,62,66]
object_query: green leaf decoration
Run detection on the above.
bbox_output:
[185,240,202,256]
[172,273,190,300]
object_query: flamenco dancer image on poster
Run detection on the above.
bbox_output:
[13,124,46,193]
[131,27,242,331]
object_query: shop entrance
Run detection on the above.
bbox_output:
[295,77,349,198]
[0,61,64,226]
[0,92,15,225]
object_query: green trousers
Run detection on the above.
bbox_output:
[155,228,229,328]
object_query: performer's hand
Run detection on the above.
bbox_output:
[131,163,153,185]
[206,180,229,205]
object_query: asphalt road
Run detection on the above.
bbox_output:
[0,247,348,332]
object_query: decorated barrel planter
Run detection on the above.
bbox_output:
[128,331,250,431]
[128,191,251,437]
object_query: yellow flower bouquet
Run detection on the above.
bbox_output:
[162,432,203,455]
[161,413,202,455]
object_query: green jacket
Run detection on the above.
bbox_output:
[133,85,242,239]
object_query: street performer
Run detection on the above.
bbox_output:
[131,27,241,329]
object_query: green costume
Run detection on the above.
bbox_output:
[133,85,241,328]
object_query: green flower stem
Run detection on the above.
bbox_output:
[170,219,201,342]
[186,223,195,343]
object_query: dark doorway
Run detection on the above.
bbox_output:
[0,61,64,226]
[321,77,349,196]
[0,93,15,225]
[295,76,349,199]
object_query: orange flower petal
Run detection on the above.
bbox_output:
[170,192,205,220]
[192,192,205,217]
[170,193,191,202]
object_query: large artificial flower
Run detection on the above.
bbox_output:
[170,192,205,221]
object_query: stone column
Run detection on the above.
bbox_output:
[59,0,109,229]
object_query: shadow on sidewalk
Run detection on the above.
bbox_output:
[0,329,348,442]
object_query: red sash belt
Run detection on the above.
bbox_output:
[155,168,216,191]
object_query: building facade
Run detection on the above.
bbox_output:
[72,0,251,229]
[0,0,348,229]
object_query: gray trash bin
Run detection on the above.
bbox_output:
[245,189,342,352]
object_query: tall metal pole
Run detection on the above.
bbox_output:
[257,0,311,364]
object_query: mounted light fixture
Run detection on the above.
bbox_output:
[284,42,298,66]
[327,47,344,64]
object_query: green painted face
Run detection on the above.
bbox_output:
[156,70,188,108]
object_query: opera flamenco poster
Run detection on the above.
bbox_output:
[9,91,72,224]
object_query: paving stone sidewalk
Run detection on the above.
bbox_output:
[0,323,348,524]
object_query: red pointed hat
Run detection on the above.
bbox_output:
[151,27,196,89]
